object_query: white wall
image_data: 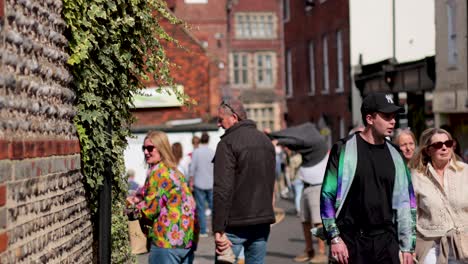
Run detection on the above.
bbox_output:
[350,0,435,65]
[349,0,435,125]
[124,129,224,186]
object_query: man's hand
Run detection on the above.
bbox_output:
[189,176,194,190]
[330,237,349,264]
[401,252,414,264]
[214,232,232,254]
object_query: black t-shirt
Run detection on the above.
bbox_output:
[337,135,395,231]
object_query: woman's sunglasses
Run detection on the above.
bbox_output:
[428,140,454,150]
[142,146,155,152]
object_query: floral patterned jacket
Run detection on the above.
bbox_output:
[138,162,197,249]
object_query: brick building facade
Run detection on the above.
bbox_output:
[131,19,220,129]
[0,0,93,262]
[284,0,351,143]
[165,0,286,131]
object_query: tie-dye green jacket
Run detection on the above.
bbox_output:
[320,134,416,252]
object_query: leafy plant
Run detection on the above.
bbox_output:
[62,0,187,262]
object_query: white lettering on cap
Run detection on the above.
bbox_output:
[385,94,394,104]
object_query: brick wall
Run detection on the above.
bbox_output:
[0,0,93,263]
[284,0,352,142]
[131,19,220,128]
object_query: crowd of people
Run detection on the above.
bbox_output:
[125,93,468,264]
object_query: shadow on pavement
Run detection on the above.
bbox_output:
[266,251,296,259]
[288,238,306,243]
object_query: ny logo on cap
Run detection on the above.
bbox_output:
[385,94,394,104]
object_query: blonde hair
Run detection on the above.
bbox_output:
[408,128,462,173]
[144,131,178,169]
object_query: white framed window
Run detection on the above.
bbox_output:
[255,53,275,87]
[285,49,293,97]
[336,30,344,93]
[308,41,316,95]
[447,1,457,67]
[230,52,277,88]
[245,103,280,131]
[322,35,329,94]
[231,53,250,86]
[284,0,290,22]
[235,13,276,39]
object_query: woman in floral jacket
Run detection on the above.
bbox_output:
[131,130,198,264]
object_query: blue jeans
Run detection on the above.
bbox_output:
[216,224,270,264]
[193,187,213,234]
[149,244,194,264]
[293,179,304,213]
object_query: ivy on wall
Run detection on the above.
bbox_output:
[62,0,187,262]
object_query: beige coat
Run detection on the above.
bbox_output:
[411,160,468,262]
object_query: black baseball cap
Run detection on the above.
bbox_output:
[361,92,404,115]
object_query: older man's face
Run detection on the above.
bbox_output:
[217,108,237,129]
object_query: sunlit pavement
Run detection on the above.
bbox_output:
[136,198,325,264]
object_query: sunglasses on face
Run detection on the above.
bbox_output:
[142,145,155,152]
[428,140,454,150]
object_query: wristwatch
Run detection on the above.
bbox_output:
[331,236,342,244]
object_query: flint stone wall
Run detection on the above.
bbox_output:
[0,0,94,263]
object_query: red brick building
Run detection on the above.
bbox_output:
[168,0,286,131]
[130,19,220,130]
[284,0,351,143]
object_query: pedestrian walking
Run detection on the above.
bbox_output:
[213,98,276,264]
[320,92,416,264]
[408,128,468,263]
[284,147,303,216]
[127,131,198,264]
[189,132,215,237]
[172,142,189,179]
[393,128,417,164]
[269,122,329,263]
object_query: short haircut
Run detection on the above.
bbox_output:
[220,98,247,120]
[393,129,417,146]
[200,132,209,143]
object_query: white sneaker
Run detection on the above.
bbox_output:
[205,208,212,216]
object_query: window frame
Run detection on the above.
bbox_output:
[285,49,293,98]
[322,35,329,94]
[234,12,277,39]
[255,52,276,88]
[284,0,290,23]
[230,52,251,87]
[336,30,344,93]
[308,41,316,96]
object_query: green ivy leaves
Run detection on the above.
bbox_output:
[63,0,185,262]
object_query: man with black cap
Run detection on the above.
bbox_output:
[320,92,416,264]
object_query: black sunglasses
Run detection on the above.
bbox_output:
[142,145,155,152]
[429,140,454,150]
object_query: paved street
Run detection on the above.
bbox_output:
[137,197,326,264]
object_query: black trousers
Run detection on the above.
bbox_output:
[339,229,400,264]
